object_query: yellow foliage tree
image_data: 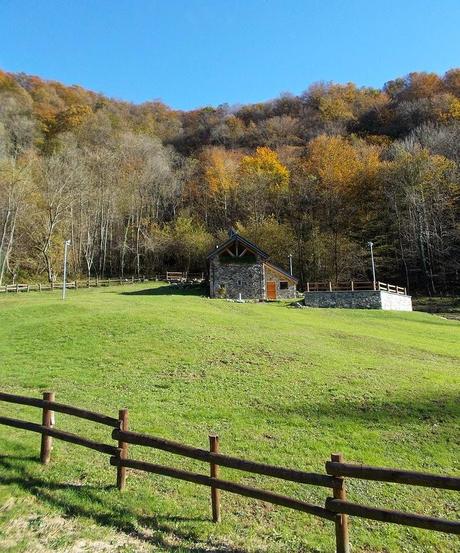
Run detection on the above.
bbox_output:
[201,147,240,224]
[203,147,239,195]
[239,146,290,220]
[304,135,360,189]
[53,104,92,134]
[240,146,289,193]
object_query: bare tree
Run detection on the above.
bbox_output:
[29,146,81,281]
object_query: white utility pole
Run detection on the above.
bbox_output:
[288,253,293,276]
[368,241,376,288]
[62,240,71,300]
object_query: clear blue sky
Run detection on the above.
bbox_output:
[1,1,459,110]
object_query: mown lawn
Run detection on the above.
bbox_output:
[413,296,460,321]
[0,283,459,552]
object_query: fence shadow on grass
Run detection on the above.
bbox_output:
[120,284,206,297]
[0,454,246,553]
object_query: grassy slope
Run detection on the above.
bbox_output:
[413,296,460,321]
[0,283,458,552]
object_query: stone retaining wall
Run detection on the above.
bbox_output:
[303,290,412,311]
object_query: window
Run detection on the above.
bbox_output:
[279,281,289,290]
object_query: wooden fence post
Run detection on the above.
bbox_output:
[39,283,42,292]
[351,281,354,291]
[331,453,350,553]
[117,408,129,490]
[40,392,55,464]
[209,434,221,522]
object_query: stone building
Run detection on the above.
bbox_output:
[207,232,298,300]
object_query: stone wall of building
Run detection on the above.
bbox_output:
[264,265,297,299]
[209,256,265,299]
[303,290,413,311]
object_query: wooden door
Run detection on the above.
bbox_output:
[266,281,277,300]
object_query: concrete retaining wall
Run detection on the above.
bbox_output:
[303,290,412,311]
[380,291,413,311]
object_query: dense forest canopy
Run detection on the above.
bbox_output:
[0,68,459,293]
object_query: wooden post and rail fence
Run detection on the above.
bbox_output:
[0,276,146,294]
[0,273,206,294]
[0,391,458,552]
[305,281,408,295]
[1,277,408,297]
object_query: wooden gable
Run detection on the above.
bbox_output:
[207,234,269,261]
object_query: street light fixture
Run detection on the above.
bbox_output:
[62,240,71,300]
[288,253,293,276]
[368,241,376,288]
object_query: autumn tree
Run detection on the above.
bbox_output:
[166,214,213,272]
[236,216,296,271]
[29,145,81,281]
[239,146,289,221]
[381,146,458,293]
[302,135,382,281]
[201,146,240,226]
[0,67,459,292]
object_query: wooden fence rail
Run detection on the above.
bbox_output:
[326,498,460,534]
[0,416,118,456]
[0,276,146,294]
[0,392,119,427]
[326,461,460,491]
[110,456,334,520]
[1,391,459,553]
[305,281,407,295]
[0,273,206,294]
[111,428,337,488]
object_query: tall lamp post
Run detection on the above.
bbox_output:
[62,240,71,300]
[368,241,376,289]
[288,253,293,276]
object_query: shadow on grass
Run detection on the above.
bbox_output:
[121,284,207,297]
[0,453,245,552]
[258,390,460,426]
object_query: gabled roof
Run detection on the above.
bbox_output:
[263,261,299,283]
[207,233,270,260]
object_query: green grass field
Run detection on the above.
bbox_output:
[0,283,459,552]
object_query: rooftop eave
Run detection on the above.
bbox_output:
[207,235,270,260]
[264,261,299,283]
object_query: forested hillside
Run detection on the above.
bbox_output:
[0,68,459,293]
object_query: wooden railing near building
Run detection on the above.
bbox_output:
[305,281,407,295]
[165,271,204,283]
[0,391,458,553]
